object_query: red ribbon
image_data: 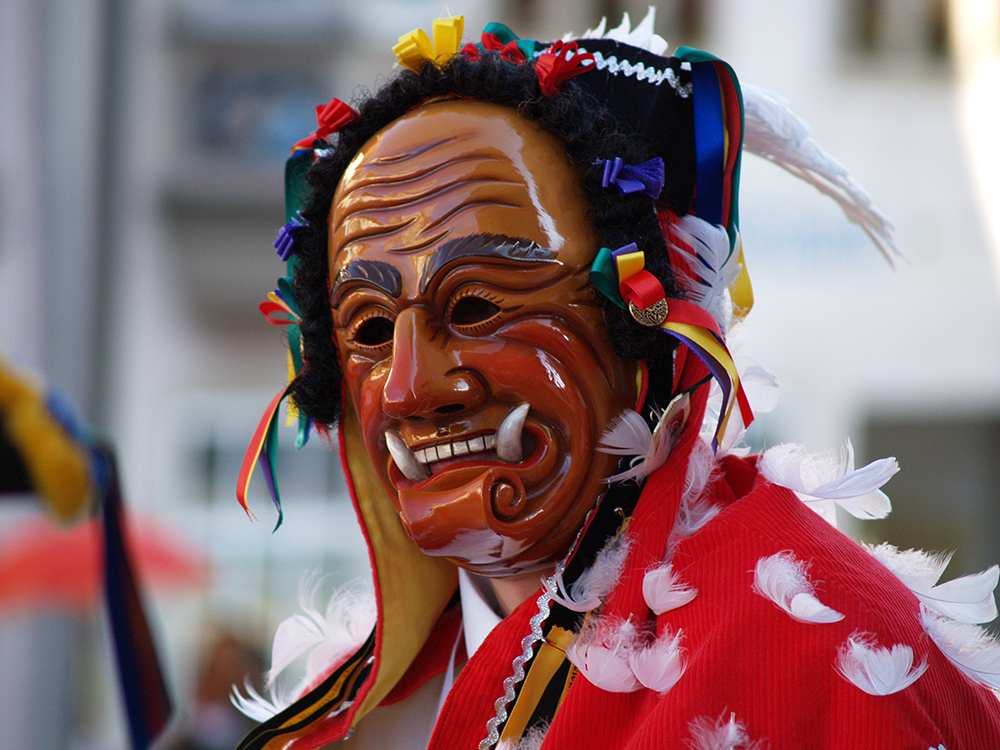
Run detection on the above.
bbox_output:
[292,98,359,150]
[481,33,526,63]
[535,41,595,97]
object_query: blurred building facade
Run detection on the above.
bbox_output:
[2,0,999,746]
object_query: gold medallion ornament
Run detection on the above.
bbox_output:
[629,298,668,327]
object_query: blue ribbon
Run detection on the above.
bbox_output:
[599,157,665,199]
[273,222,301,261]
[689,62,725,226]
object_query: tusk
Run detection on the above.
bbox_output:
[496,403,530,464]
[386,431,430,482]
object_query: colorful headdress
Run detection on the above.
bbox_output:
[233,14,902,749]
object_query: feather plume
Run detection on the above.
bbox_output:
[686,713,761,750]
[232,580,375,721]
[836,633,927,695]
[670,214,741,334]
[575,7,669,56]
[868,543,999,624]
[643,564,698,614]
[566,618,642,693]
[497,724,549,750]
[231,681,286,723]
[921,607,1000,689]
[735,356,780,415]
[674,492,722,538]
[629,630,686,693]
[550,537,631,612]
[598,395,688,483]
[758,440,896,520]
[669,439,723,542]
[682,437,719,506]
[753,552,844,624]
[741,84,903,266]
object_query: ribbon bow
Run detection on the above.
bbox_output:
[589,245,753,451]
[600,157,665,199]
[292,98,358,152]
[273,222,300,261]
[393,16,464,73]
[535,41,595,96]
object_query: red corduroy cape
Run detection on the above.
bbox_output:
[421,406,1000,749]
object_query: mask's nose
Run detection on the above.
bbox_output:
[381,307,487,421]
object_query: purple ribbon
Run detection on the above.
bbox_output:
[273,222,301,261]
[599,157,665,199]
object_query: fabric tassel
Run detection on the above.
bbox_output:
[236,386,288,529]
[921,607,1000,689]
[868,544,998,624]
[836,633,927,695]
[629,630,686,693]
[752,552,844,624]
[643,564,698,614]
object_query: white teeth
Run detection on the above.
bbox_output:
[395,412,523,473]
[385,430,430,482]
[496,403,529,464]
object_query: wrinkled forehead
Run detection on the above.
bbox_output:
[327,100,597,280]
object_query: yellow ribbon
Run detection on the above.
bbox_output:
[392,16,464,73]
[729,232,754,321]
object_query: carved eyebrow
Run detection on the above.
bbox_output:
[418,234,555,295]
[331,259,402,301]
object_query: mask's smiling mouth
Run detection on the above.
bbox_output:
[386,403,534,483]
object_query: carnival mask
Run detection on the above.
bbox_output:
[329,101,637,576]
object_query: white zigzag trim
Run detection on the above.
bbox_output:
[580,49,692,97]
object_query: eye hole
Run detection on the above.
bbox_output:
[354,315,395,347]
[450,296,501,326]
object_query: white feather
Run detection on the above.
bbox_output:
[681,438,719,506]
[232,580,376,721]
[598,395,688,483]
[836,633,928,695]
[566,618,642,693]
[753,552,844,624]
[741,84,903,266]
[629,629,686,693]
[586,8,668,55]
[550,537,631,612]
[687,713,761,750]
[231,680,286,723]
[868,543,999,624]
[758,440,896,520]
[643,564,698,614]
[735,355,780,415]
[670,214,740,333]
[674,491,722,538]
[497,724,549,750]
[922,607,1000,689]
[670,437,723,537]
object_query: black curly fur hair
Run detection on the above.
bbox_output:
[288,51,689,428]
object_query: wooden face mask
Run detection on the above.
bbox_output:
[329,100,636,577]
